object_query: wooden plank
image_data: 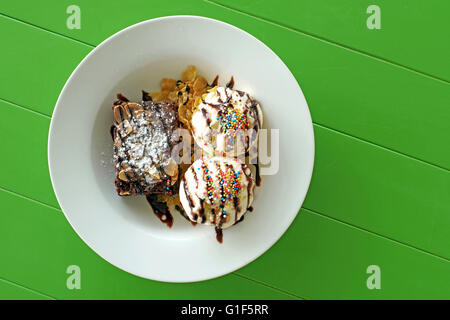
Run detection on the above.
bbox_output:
[1,189,449,299]
[0,100,58,208]
[0,278,53,300]
[211,0,450,82]
[0,3,448,169]
[0,15,92,116]
[0,189,295,299]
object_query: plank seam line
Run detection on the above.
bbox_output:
[0,277,57,300]
[302,206,450,263]
[204,0,450,86]
[3,94,448,173]
[0,186,60,212]
[2,185,449,268]
[313,122,450,172]
[0,12,95,48]
[0,97,51,119]
[231,272,307,300]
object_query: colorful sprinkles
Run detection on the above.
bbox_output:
[160,178,173,195]
[198,159,243,216]
[218,106,249,133]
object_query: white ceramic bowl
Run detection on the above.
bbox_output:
[48,16,314,282]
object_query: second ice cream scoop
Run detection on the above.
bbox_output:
[179,156,255,233]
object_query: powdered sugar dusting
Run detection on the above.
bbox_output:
[113,102,177,185]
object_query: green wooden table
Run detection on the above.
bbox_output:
[0,0,449,300]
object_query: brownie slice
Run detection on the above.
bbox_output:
[111,95,180,196]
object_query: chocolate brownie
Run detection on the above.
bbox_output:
[111,95,180,196]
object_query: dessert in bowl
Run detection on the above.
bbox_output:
[110,66,262,242]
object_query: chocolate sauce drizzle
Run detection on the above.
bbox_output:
[215,162,226,243]
[215,226,223,243]
[110,125,116,141]
[114,93,129,105]
[142,90,152,101]
[199,199,207,223]
[226,76,234,89]
[233,196,240,223]
[210,75,219,87]
[146,194,173,228]
[255,163,261,187]
[201,108,211,126]
[175,205,197,227]
[183,178,194,209]
[191,167,199,189]
[182,177,197,224]
[234,214,245,225]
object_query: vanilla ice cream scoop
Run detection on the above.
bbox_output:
[179,156,255,240]
[191,86,263,157]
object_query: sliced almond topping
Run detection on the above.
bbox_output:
[113,105,123,124]
[145,168,161,180]
[118,120,132,137]
[163,159,178,178]
[121,104,131,120]
[118,170,129,181]
[124,124,133,135]
[127,102,143,115]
